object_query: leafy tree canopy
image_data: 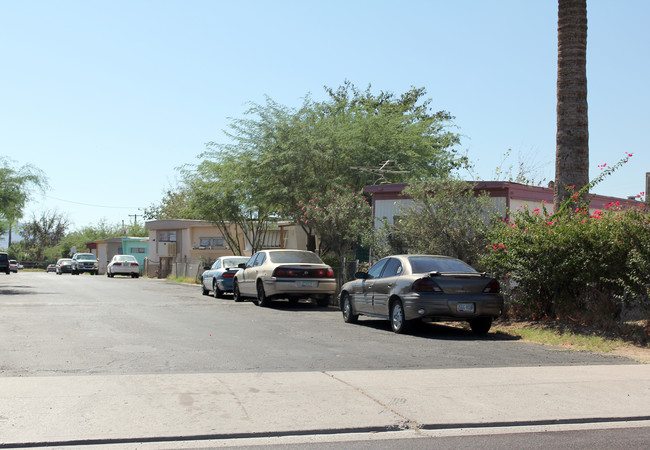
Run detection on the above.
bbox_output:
[0,158,47,235]
[197,81,465,216]
[175,81,465,252]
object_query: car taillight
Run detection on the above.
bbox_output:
[412,277,442,292]
[131,263,139,267]
[272,267,334,278]
[318,268,334,278]
[114,262,122,266]
[222,272,235,278]
[483,279,501,293]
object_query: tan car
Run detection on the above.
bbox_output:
[233,249,336,307]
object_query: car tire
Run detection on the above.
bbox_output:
[201,281,210,296]
[390,299,411,334]
[256,280,270,307]
[341,292,358,324]
[213,280,223,299]
[469,317,493,335]
[233,281,244,302]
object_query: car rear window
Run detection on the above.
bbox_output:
[408,256,477,274]
[268,251,323,264]
[223,258,248,267]
[115,255,137,262]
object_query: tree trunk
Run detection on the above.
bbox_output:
[554,0,589,210]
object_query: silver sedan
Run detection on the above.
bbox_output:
[339,255,504,334]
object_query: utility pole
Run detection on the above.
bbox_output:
[129,214,140,226]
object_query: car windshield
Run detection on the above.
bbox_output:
[222,257,248,267]
[59,260,72,265]
[268,251,323,264]
[77,254,95,260]
[408,256,477,274]
[115,255,137,262]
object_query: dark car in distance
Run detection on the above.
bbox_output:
[338,255,504,334]
[0,252,9,275]
[56,258,74,274]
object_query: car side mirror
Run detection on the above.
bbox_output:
[354,271,370,280]
[238,263,246,269]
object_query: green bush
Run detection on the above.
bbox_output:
[482,199,650,323]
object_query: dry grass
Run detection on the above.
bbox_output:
[492,319,650,363]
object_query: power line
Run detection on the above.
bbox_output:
[42,194,145,210]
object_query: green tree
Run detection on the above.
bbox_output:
[184,157,272,255]
[0,158,47,244]
[289,188,372,273]
[14,210,69,261]
[555,0,589,209]
[143,185,199,221]
[194,81,464,251]
[393,179,500,267]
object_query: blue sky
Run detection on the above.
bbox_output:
[1,0,648,231]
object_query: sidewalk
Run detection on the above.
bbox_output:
[1,364,649,446]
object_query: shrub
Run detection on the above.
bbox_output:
[482,167,650,324]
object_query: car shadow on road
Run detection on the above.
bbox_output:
[251,299,337,313]
[353,317,522,341]
[0,284,36,295]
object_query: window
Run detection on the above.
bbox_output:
[382,258,403,278]
[367,258,389,279]
[247,253,261,268]
[130,247,145,254]
[159,231,176,242]
[199,237,225,248]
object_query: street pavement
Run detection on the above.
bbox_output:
[1,364,649,447]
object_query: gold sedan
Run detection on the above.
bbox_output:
[233,250,336,307]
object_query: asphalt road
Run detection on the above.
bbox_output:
[1,272,648,448]
[0,272,637,377]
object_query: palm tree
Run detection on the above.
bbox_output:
[554,0,589,210]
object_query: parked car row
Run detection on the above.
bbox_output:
[48,254,140,277]
[200,250,504,335]
[0,253,23,274]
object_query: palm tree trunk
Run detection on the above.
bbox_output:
[554,0,589,210]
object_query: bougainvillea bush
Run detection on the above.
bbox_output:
[482,156,649,324]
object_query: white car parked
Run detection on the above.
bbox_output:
[107,255,140,278]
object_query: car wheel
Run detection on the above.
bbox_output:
[469,317,493,335]
[233,281,244,303]
[134,274,139,279]
[213,280,223,299]
[201,281,210,296]
[256,281,270,307]
[390,299,411,334]
[316,295,331,307]
[341,292,358,324]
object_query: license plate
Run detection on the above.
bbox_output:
[298,281,316,288]
[457,303,475,313]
